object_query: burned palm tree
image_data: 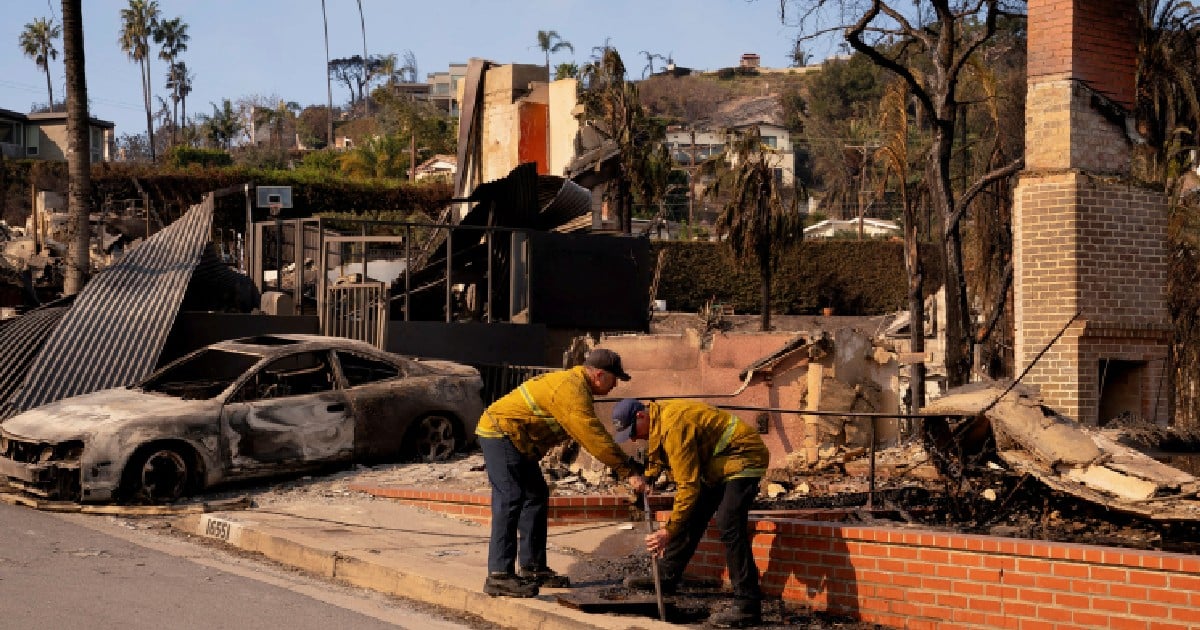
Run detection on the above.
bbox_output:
[578,45,664,233]
[704,127,804,332]
[62,0,91,295]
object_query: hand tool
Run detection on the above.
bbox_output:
[643,492,667,622]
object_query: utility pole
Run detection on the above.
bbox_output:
[321,0,334,147]
[688,127,697,228]
[410,132,417,180]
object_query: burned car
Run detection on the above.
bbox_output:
[0,334,484,503]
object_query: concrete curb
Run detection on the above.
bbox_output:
[181,513,674,630]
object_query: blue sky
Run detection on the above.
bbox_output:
[3,0,828,137]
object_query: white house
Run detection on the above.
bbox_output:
[804,217,901,239]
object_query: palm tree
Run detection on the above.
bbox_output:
[254,100,301,151]
[378,53,400,87]
[61,0,91,296]
[200,99,242,150]
[536,30,573,79]
[339,135,408,179]
[167,61,194,140]
[704,127,804,332]
[1135,0,1200,183]
[154,16,188,146]
[376,51,418,88]
[578,45,663,233]
[876,80,926,409]
[19,17,62,110]
[119,0,161,161]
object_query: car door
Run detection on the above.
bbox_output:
[333,350,424,460]
[219,350,353,477]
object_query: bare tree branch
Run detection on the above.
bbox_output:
[946,156,1023,237]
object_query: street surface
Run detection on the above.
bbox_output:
[0,502,476,629]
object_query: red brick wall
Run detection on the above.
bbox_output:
[687,516,1200,629]
[1028,0,1137,108]
[362,487,1200,629]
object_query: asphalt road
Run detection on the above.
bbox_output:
[0,502,475,630]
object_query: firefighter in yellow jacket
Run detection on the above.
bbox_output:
[475,349,648,598]
[613,398,769,628]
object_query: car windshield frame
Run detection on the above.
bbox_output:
[139,348,264,400]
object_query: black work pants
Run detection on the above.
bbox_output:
[480,436,549,575]
[658,477,762,601]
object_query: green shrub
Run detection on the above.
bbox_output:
[166,146,233,168]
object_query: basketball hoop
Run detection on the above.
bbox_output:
[268,202,282,217]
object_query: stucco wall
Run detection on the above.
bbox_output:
[597,329,904,464]
[548,78,579,177]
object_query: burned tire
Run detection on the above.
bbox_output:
[404,414,458,462]
[123,445,191,503]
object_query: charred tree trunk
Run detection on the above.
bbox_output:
[905,198,926,411]
[759,249,772,332]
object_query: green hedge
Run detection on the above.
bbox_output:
[166,146,234,168]
[1,161,451,233]
[652,239,943,316]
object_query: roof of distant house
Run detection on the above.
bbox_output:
[1,107,115,128]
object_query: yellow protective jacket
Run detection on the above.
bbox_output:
[476,366,638,478]
[643,399,769,537]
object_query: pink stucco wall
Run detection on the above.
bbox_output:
[597,332,813,463]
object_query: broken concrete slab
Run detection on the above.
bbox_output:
[1065,465,1158,501]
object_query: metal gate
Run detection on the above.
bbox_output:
[321,282,389,349]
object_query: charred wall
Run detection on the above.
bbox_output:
[527,231,652,331]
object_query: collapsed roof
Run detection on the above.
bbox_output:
[923,383,1200,521]
[0,199,217,420]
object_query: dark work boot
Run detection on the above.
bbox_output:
[519,566,571,588]
[483,572,539,598]
[710,599,762,628]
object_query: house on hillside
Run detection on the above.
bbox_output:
[665,128,726,164]
[0,108,113,162]
[428,63,468,117]
[725,121,798,187]
[412,154,456,182]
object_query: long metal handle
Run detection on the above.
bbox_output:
[643,493,667,622]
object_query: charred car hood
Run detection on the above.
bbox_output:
[0,387,208,442]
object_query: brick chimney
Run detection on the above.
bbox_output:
[1014,0,1170,424]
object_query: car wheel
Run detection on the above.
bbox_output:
[405,414,458,462]
[125,446,190,503]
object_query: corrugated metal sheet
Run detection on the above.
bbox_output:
[0,304,71,420]
[8,198,214,413]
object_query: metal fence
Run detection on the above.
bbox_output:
[321,282,390,349]
[476,363,557,405]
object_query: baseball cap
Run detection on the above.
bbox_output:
[584,348,631,381]
[611,398,645,443]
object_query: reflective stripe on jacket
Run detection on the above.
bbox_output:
[644,399,770,537]
[476,366,636,478]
